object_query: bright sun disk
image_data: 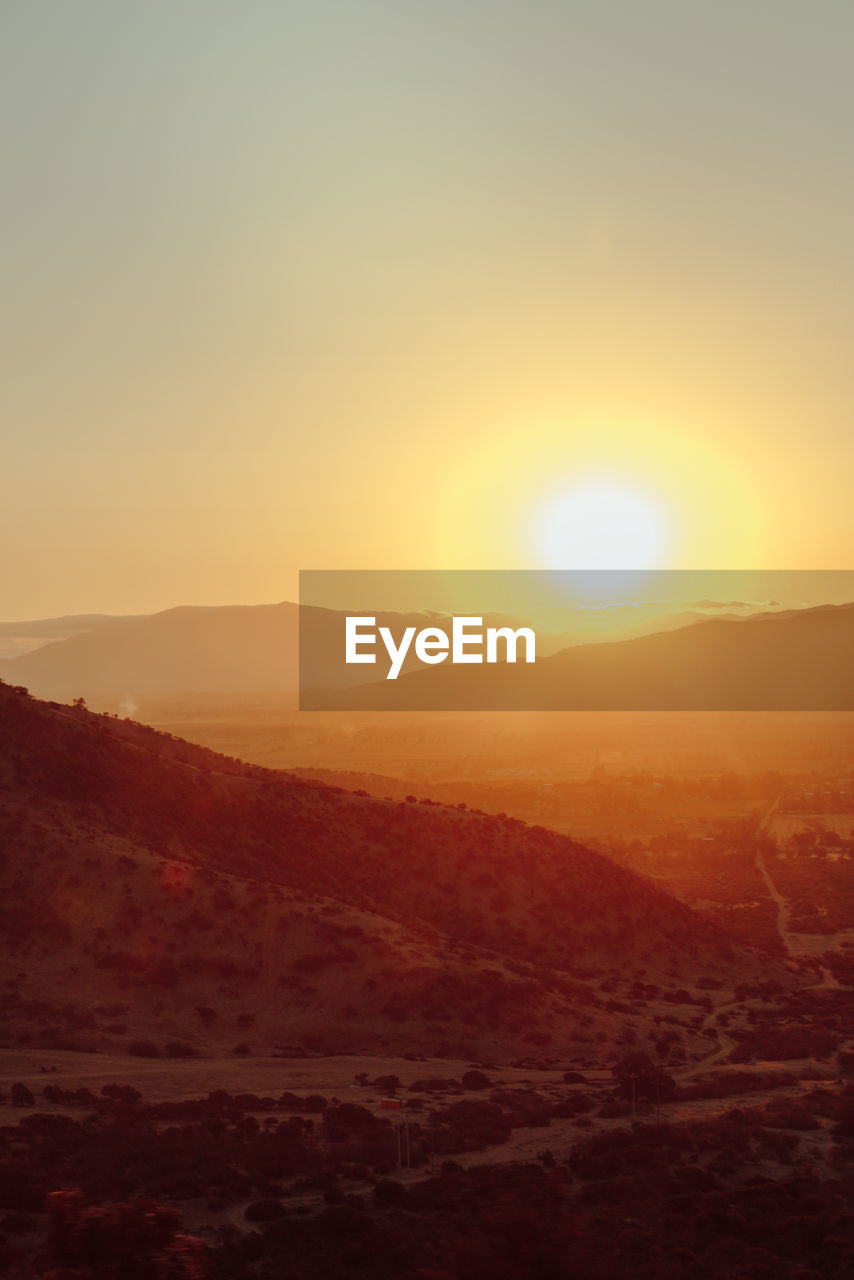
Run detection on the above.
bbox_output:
[533,480,670,570]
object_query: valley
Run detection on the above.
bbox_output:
[2,681,854,1277]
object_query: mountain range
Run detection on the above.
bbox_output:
[0,603,553,706]
[0,598,808,709]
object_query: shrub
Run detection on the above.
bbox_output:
[128,1040,160,1058]
[244,1199,285,1222]
[462,1070,491,1090]
[373,1179,408,1207]
[10,1082,34,1107]
[165,1041,199,1058]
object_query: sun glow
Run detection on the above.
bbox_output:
[532,479,670,570]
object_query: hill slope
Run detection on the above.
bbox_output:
[0,683,786,1062]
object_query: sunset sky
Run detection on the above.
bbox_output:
[4,2,854,618]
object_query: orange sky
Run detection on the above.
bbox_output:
[3,3,854,618]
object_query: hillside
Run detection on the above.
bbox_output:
[0,683,788,1064]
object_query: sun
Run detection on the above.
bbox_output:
[532,478,670,570]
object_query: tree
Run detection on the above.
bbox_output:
[612,1052,675,1103]
[374,1074,401,1094]
[462,1070,492,1090]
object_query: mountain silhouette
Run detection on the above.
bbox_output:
[0,602,547,705]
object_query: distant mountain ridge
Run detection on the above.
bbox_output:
[0,602,546,705]
[0,603,301,702]
[0,613,142,661]
[0,597,824,707]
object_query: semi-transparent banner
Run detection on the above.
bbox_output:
[299,571,854,710]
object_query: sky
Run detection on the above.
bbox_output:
[3,1,854,618]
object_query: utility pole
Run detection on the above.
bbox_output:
[395,1122,411,1171]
